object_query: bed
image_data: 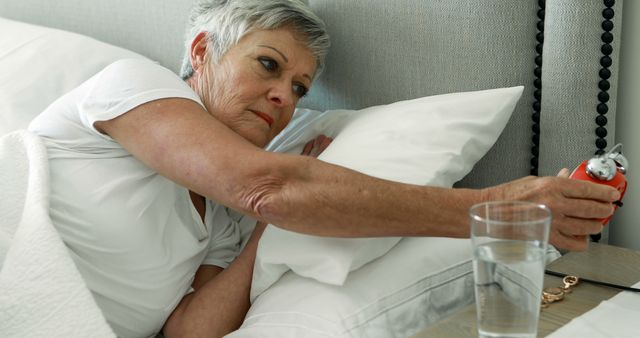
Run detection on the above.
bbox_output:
[0,0,624,337]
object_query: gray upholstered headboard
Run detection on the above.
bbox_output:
[0,0,623,189]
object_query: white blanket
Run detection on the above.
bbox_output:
[0,130,115,338]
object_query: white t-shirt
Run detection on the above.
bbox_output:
[29,58,245,338]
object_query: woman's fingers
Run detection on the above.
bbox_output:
[556,168,571,178]
[553,213,604,236]
[560,178,621,202]
[486,174,618,251]
[550,230,590,251]
[553,198,615,220]
[313,135,332,157]
[302,139,314,156]
[301,135,333,158]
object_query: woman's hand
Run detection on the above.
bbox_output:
[482,169,620,251]
[301,134,332,157]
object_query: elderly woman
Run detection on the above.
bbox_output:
[28,0,619,337]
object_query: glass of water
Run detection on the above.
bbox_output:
[470,201,551,338]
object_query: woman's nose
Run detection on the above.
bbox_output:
[267,82,294,108]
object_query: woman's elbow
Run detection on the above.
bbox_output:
[237,172,300,224]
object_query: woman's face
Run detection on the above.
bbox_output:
[196,28,317,148]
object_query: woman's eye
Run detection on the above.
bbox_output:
[293,84,308,98]
[258,57,278,72]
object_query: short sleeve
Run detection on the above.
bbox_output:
[201,203,245,268]
[77,58,204,136]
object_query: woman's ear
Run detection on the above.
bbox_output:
[190,32,209,74]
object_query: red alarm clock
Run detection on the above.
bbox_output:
[569,143,628,224]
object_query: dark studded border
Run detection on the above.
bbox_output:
[595,0,616,156]
[531,0,545,176]
[591,0,616,242]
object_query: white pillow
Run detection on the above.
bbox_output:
[0,17,145,136]
[233,237,474,338]
[252,86,524,300]
[231,239,560,338]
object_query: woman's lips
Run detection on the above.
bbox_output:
[252,110,274,127]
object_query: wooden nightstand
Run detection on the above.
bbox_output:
[411,243,640,337]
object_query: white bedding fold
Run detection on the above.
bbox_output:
[0,130,115,338]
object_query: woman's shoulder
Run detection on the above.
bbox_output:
[91,57,197,103]
[100,57,178,81]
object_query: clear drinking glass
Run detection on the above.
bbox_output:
[470,201,551,338]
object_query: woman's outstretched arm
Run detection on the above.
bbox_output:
[96,98,620,251]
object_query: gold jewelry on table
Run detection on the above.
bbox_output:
[541,275,579,308]
[542,270,640,309]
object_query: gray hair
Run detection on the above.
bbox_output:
[179,0,330,80]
